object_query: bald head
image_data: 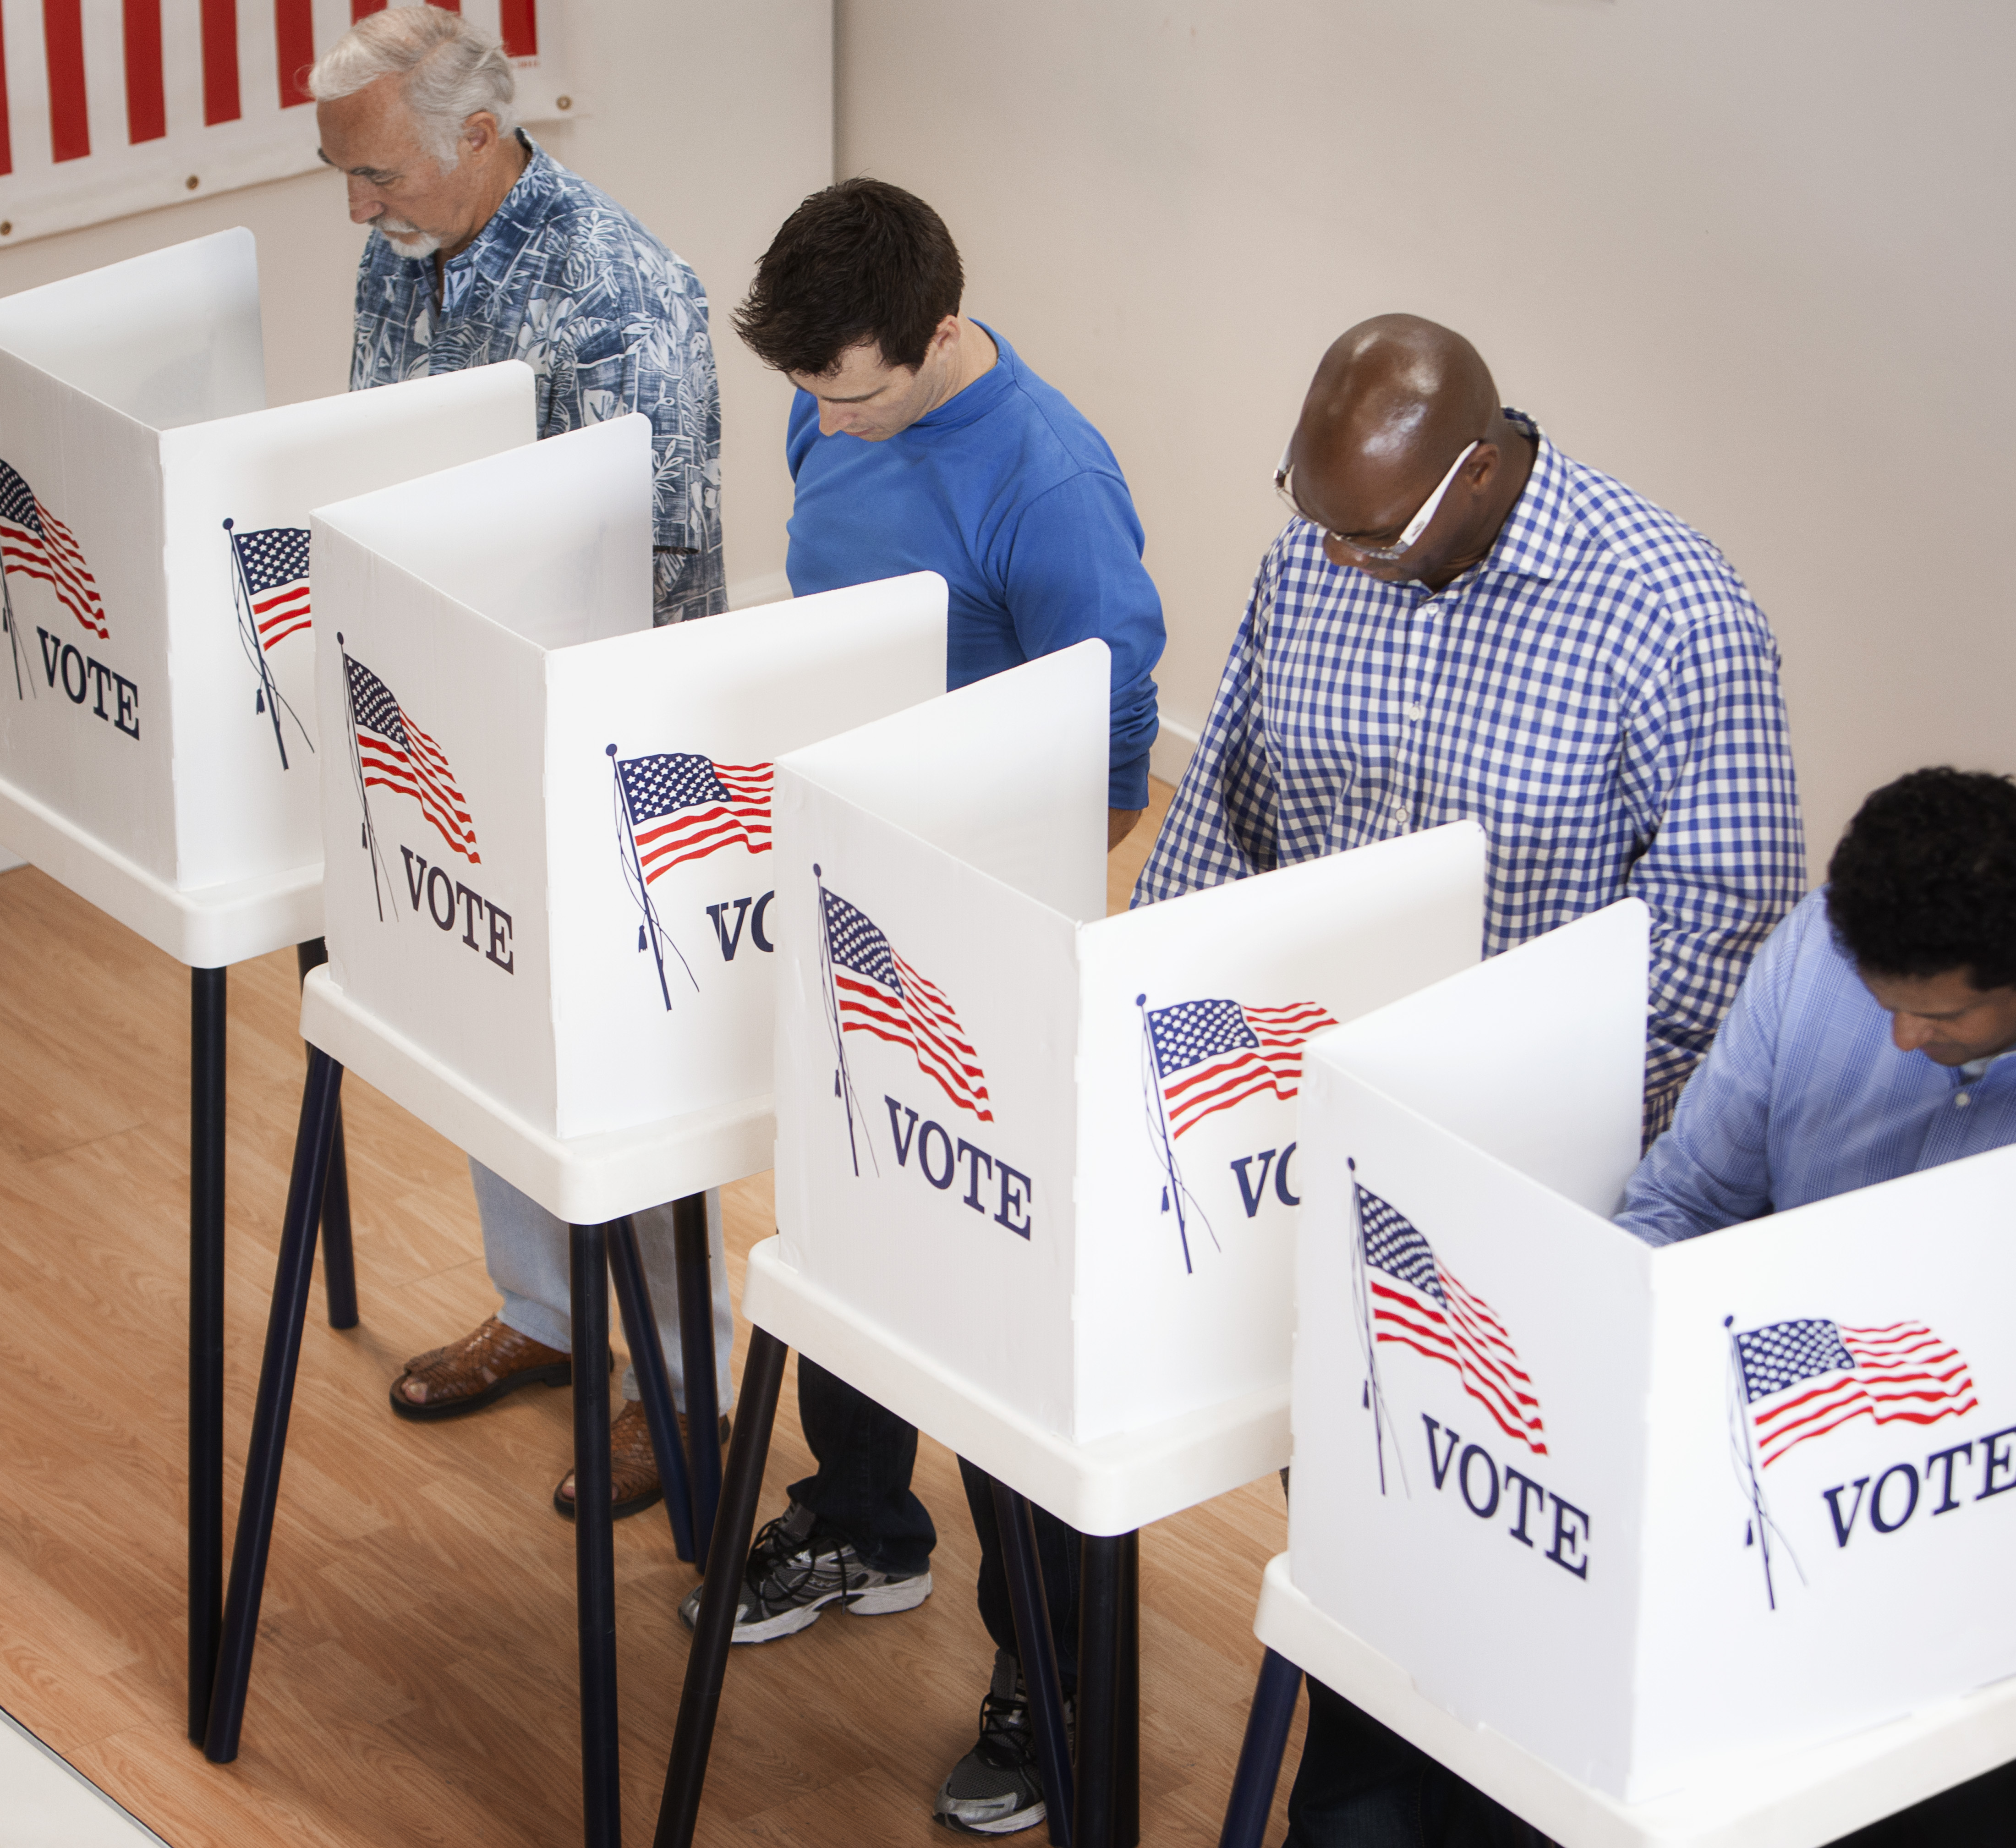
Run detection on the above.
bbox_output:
[1284,314,1534,590]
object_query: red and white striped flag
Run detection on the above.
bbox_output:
[0,456,107,638]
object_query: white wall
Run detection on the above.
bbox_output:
[834,0,2015,866]
[0,0,830,603]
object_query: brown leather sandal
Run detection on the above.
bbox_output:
[553,1401,734,1521]
[389,1316,574,1422]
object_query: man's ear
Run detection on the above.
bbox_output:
[460,110,499,156]
[931,313,963,356]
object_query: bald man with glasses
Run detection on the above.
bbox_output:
[1138,313,1805,1141]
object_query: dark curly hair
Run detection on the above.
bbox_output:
[1825,768,2016,989]
[734,178,964,378]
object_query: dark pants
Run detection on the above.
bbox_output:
[1288,1678,2016,1848]
[788,1360,1081,1686]
[1286,1680,1552,1848]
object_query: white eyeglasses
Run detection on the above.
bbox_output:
[1274,439,1480,562]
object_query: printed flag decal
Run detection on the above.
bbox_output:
[816,867,991,1175]
[224,520,313,768]
[0,459,107,703]
[605,746,773,1012]
[1734,1318,1976,1470]
[615,752,773,877]
[340,638,478,919]
[1355,1181,1547,1459]
[1137,994,1338,1273]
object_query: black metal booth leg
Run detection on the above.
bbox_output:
[1216,1650,1304,1848]
[990,1477,1074,1847]
[608,1215,698,1561]
[670,1195,723,1567]
[187,965,226,1744]
[203,1049,345,1762]
[1074,1530,1142,1848]
[570,1222,621,1848]
[296,940,357,1329]
[654,1326,788,1848]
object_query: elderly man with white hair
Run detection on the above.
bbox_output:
[310,6,734,1520]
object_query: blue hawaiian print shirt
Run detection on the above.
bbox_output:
[1134,412,1805,1135]
[349,134,724,625]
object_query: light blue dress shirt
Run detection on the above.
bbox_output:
[1617,888,2016,1245]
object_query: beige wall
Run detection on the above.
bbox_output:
[0,0,831,600]
[835,0,2015,867]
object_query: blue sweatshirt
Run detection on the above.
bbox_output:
[783,325,1164,809]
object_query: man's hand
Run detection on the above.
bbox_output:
[1108,807,1145,852]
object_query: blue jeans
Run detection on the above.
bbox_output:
[473,1162,735,1412]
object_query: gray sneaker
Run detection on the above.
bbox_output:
[934,1649,1060,1836]
[676,1500,932,1643]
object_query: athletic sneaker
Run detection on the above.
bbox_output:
[934,1648,1061,1836]
[676,1499,932,1643]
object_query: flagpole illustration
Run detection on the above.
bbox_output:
[1137,994,1199,1275]
[1726,1313,1782,1612]
[607,744,697,1009]
[816,863,875,1178]
[225,520,293,769]
[1350,1159,1401,1496]
[340,634,392,922]
[0,564,25,702]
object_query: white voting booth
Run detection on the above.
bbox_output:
[760,638,1486,1526]
[0,228,534,963]
[1289,898,2016,1820]
[302,414,948,1218]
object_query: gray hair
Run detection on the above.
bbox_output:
[307,7,517,167]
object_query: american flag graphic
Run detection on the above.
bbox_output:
[1145,998,1338,1139]
[1735,1318,1977,1470]
[345,654,479,864]
[229,525,311,650]
[823,887,992,1123]
[0,458,106,639]
[615,753,773,878]
[1359,1185,1547,1456]
[0,0,539,180]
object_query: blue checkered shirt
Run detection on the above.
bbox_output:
[350,135,724,626]
[1134,412,1805,1132]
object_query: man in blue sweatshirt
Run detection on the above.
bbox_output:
[681,179,1165,1836]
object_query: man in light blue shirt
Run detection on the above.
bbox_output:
[1620,767,2016,1245]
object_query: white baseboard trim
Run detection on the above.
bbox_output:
[0,851,22,873]
[1150,716,1200,790]
[726,570,793,612]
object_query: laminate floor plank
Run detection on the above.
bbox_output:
[0,801,1308,1846]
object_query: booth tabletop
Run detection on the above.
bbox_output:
[299,965,773,1224]
[741,1233,1291,1535]
[1253,1553,2016,1848]
[0,771,321,968]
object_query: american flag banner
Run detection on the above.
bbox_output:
[228,523,311,650]
[1145,997,1338,1139]
[614,752,773,878]
[0,457,107,639]
[822,884,992,1123]
[344,651,479,863]
[1734,1318,1978,1470]
[0,1,572,245]
[1359,1184,1548,1456]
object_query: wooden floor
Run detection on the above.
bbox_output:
[0,779,1307,1847]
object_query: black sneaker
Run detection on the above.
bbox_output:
[934,1649,1061,1836]
[676,1500,932,1643]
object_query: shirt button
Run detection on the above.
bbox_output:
[1956,1092,1972,1108]
[1407,701,1425,722]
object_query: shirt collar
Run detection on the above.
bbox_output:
[1472,408,1572,586]
[392,132,556,312]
